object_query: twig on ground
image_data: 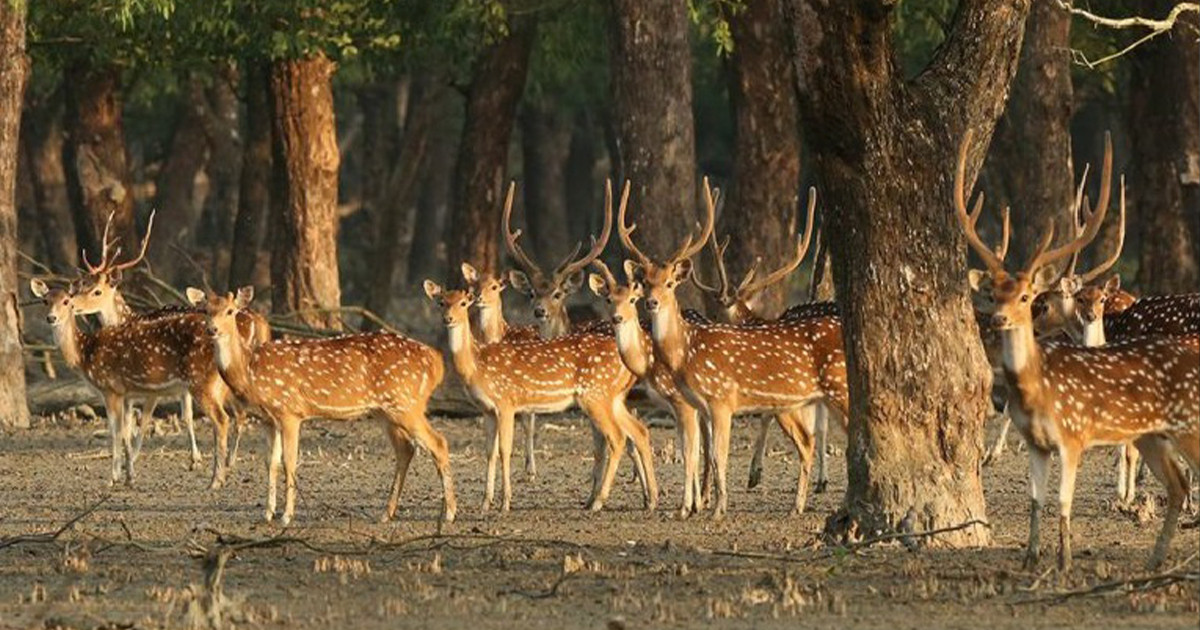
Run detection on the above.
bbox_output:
[0,495,109,550]
[501,572,577,599]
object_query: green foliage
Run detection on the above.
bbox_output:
[893,0,955,79]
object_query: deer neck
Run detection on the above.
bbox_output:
[53,317,86,369]
[475,305,508,344]
[650,302,689,372]
[999,323,1048,409]
[541,310,569,339]
[213,331,256,402]
[99,293,132,327]
[1081,319,1105,347]
[613,318,651,378]
[446,323,478,382]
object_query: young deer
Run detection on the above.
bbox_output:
[954,131,1199,571]
[424,279,657,513]
[187,288,456,526]
[693,230,841,494]
[619,178,849,517]
[70,212,269,476]
[31,279,241,489]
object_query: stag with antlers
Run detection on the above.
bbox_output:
[954,131,1199,571]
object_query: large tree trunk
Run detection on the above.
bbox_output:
[151,75,211,285]
[717,0,802,316]
[21,88,75,273]
[363,82,439,324]
[228,63,271,291]
[1130,4,1200,294]
[407,115,458,285]
[444,18,535,275]
[786,0,1030,546]
[991,0,1074,263]
[62,63,135,259]
[200,62,243,283]
[520,101,573,265]
[0,0,28,428]
[564,112,603,247]
[268,54,341,328]
[608,0,697,260]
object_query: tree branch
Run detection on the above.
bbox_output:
[1062,1,1200,68]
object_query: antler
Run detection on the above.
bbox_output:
[81,210,156,275]
[82,211,119,274]
[617,180,653,268]
[1025,132,1112,276]
[739,187,817,299]
[954,131,1008,275]
[592,258,619,289]
[501,182,544,280]
[672,176,718,263]
[110,210,155,273]
[1079,175,1126,284]
[555,179,618,281]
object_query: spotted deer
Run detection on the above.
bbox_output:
[187,287,455,526]
[620,178,849,517]
[424,275,657,513]
[30,279,243,489]
[70,211,270,477]
[693,227,842,494]
[954,131,1199,571]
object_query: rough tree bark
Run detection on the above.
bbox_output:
[521,101,573,265]
[785,0,1031,545]
[0,0,28,428]
[608,0,697,260]
[151,75,211,284]
[717,0,802,315]
[21,88,75,272]
[268,53,341,328]
[407,115,458,285]
[991,0,1074,263]
[200,62,243,282]
[229,63,271,291]
[444,18,536,275]
[564,112,602,247]
[1130,4,1200,293]
[62,62,135,259]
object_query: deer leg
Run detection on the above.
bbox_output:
[497,409,515,512]
[1056,444,1081,572]
[1024,447,1051,570]
[748,415,770,490]
[1123,442,1141,506]
[227,403,245,471]
[279,418,301,526]
[483,413,499,512]
[616,402,658,512]
[265,424,283,522]
[813,403,830,494]
[203,396,232,490]
[131,397,153,465]
[776,409,815,516]
[584,424,606,509]
[382,423,416,523]
[701,410,715,508]
[182,391,201,469]
[673,400,701,517]
[710,404,734,519]
[523,412,537,479]
[407,412,457,524]
[1137,435,1187,570]
[588,409,626,512]
[983,406,1011,467]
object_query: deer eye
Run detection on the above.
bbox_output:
[92,289,101,296]
[226,309,234,316]
[1020,294,1030,303]
[459,301,466,308]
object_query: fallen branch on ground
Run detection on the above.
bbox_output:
[0,496,109,550]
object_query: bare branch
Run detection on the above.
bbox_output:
[1061,1,1200,68]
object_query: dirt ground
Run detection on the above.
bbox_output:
[0,410,1196,630]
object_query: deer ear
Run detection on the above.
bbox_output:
[460,262,478,284]
[507,270,533,296]
[1032,265,1059,293]
[588,274,608,297]
[563,270,585,293]
[673,259,693,282]
[109,269,123,285]
[185,287,206,305]
[1060,276,1083,295]
[235,286,255,308]
[967,269,990,292]
[1103,274,1121,293]
[631,281,644,296]
[30,278,50,298]
[422,280,442,300]
[623,259,642,282]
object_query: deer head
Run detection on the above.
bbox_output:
[187,286,255,369]
[73,210,156,323]
[955,131,1112,333]
[461,262,508,315]
[588,259,643,326]
[504,181,615,335]
[30,278,75,326]
[423,281,475,330]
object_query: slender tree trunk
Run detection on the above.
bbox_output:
[151,75,211,284]
[608,0,697,261]
[1131,4,1200,293]
[21,89,75,272]
[407,115,458,285]
[717,0,802,316]
[991,0,1074,263]
[0,0,28,428]
[229,62,271,291]
[268,54,341,328]
[364,82,439,324]
[445,17,535,275]
[564,112,602,247]
[200,62,243,283]
[62,62,134,259]
[520,101,573,265]
[786,0,1030,545]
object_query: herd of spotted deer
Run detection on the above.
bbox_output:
[27,133,1199,574]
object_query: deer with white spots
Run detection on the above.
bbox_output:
[30,278,244,489]
[187,287,455,526]
[424,276,657,513]
[693,226,842,495]
[953,131,1199,571]
[620,177,849,517]
[69,211,269,479]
